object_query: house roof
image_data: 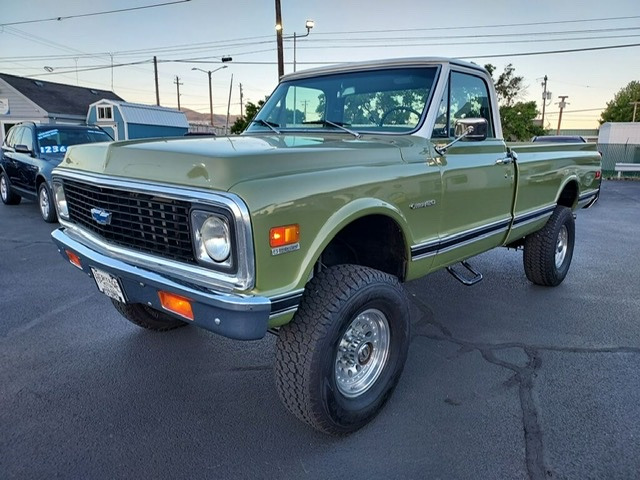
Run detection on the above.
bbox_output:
[0,72,124,116]
[92,99,189,128]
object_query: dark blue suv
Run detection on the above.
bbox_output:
[0,122,112,222]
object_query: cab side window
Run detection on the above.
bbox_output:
[431,71,494,138]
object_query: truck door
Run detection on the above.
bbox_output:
[430,70,515,270]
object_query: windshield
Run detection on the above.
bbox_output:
[36,127,112,155]
[247,67,438,135]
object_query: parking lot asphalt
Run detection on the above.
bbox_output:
[1,180,639,480]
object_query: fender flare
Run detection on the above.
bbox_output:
[293,198,411,291]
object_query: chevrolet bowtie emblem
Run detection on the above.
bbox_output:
[91,208,112,225]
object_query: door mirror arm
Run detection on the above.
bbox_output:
[433,118,488,156]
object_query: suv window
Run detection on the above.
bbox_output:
[432,71,494,138]
[36,126,112,155]
[8,127,25,148]
[18,126,35,151]
[4,126,17,147]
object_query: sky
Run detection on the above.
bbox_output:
[1,0,639,130]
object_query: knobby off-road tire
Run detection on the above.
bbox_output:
[1,172,21,205]
[111,299,188,331]
[523,206,575,286]
[38,182,57,223]
[275,264,411,435]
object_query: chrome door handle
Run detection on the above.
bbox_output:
[495,157,513,165]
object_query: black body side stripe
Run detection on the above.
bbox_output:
[270,292,303,315]
[411,206,557,261]
[579,191,597,201]
[512,205,556,227]
[411,219,511,259]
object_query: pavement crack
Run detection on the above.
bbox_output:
[411,295,549,479]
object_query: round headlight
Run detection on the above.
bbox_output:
[52,182,69,219]
[200,216,230,262]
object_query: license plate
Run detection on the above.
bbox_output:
[91,267,127,303]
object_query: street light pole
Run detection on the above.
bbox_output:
[192,65,228,128]
[275,18,314,76]
[275,0,284,78]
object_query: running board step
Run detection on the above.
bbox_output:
[446,261,483,286]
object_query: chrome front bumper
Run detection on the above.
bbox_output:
[51,228,271,340]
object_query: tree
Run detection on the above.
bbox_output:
[486,63,544,141]
[485,63,526,107]
[500,101,545,141]
[600,81,640,123]
[230,100,265,134]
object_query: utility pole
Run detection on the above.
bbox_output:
[208,71,214,127]
[275,0,284,78]
[153,56,160,106]
[556,95,569,135]
[541,75,548,129]
[174,76,183,111]
[631,101,640,122]
[239,83,244,118]
[226,74,233,135]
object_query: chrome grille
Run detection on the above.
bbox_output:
[63,179,195,263]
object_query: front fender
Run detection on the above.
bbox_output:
[296,198,410,290]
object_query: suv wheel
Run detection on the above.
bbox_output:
[1,172,21,205]
[38,182,57,223]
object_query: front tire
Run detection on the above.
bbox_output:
[38,182,57,223]
[275,265,410,435]
[1,172,21,205]
[523,206,575,286]
[111,299,188,331]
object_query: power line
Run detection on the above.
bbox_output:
[312,15,640,36]
[460,42,640,59]
[305,26,640,43]
[3,17,639,63]
[26,60,153,77]
[0,0,191,27]
[294,34,640,52]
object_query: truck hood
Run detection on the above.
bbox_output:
[59,134,408,192]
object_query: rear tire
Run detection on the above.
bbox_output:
[38,182,57,223]
[111,299,188,331]
[275,264,410,435]
[1,172,21,205]
[523,206,575,286]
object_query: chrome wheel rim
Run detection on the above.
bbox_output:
[39,187,50,218]
[0,176,6,200]
[555,225,568,269]
[335,308,390,398]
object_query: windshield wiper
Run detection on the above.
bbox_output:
[250,119,281,134]
[302,120,361,139]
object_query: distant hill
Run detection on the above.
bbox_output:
[181,107,238,127]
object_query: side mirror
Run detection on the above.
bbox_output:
[434,118,488,155]
[14,144,32,155]
[454,118,488,141]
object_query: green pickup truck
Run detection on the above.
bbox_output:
[50,58,601,435]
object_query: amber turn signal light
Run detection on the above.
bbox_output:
[270,224,300,248]
[65,250,82,269]
[158,291,194,321]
